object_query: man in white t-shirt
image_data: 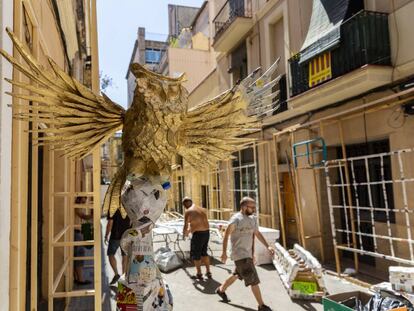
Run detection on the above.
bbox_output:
[216,197,275,311]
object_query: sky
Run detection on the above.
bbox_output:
[97,0,205,108]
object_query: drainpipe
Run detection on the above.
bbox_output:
[50,0,72,73]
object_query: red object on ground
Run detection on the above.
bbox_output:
[117,283,138,311]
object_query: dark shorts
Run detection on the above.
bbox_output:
[107,239,126,256]
[74,230,85,268]
[233,258,260,287]
[190,230,210,260]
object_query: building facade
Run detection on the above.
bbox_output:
[168,4,200,39]
[173,0,414,278]
[1,0,102,309]
[0,1,14,310]
[158,1,217,94]
[126,27,169,107]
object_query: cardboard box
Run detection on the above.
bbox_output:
[323,291,372,311]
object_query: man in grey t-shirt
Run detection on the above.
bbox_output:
[215,197,275,311]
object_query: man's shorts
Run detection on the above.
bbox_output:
[233,257,260,287]
[190,230,210,260]
[107,239,126,256]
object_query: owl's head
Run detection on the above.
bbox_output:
[130,62,188,113]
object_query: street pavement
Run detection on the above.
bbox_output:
[69,219,367,311]
[161,258,367,311]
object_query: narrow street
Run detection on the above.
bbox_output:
[67,219,367,311]
[2,0,414,310]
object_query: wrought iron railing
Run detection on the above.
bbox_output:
[213,0,252,39]
[289,10,391,97]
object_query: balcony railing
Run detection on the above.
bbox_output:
[213,0,252,39]
[289,10,391,97]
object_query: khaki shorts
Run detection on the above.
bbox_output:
[233,257,260,287]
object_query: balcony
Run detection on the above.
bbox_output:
[212,0,253,53]
[289,10,391,98]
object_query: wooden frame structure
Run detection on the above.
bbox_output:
[324,147,414,266]
[270,130,325,261]
[47,1,102,309]
[169,142,281,228]
[272,85,414,274]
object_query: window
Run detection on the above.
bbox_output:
[177,176,185,214]
[231,42,247,83]
[145,49,162,64]
[337,139,395,224]
[201,185,210,209]
[232,147,258,210]
[176,155,183,167]
[346,0,364,18]
[334,139,394,265]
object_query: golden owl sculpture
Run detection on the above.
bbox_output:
[0,28,281,217]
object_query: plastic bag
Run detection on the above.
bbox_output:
[365,289,414,311]
[154,247,183,273]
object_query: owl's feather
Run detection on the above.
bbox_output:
[176,58,281,168]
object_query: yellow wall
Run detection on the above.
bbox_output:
[168,46,215,93]
[9,0,87,308]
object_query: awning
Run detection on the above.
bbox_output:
[299,0,349,64]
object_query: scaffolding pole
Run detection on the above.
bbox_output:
[338,120,359,273]
[273,136,287,247]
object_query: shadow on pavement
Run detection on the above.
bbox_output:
[224,302,258,311]
[258,264,276,271]
[293,299,320,311]
[192,277,222,295]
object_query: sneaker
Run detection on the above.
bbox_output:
[205,272,212,279]
[258,304,272,311]
[110,274,120,285]
[190,273,203,280]
[215,288,230,303]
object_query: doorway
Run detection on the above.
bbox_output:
[282,172,299,246]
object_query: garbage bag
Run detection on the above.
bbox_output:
[154,247,183,273]
[364,289,414,311]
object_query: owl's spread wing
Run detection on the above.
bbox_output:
[176,58,280,168]
[241,57,281,118]
[0,28,125,158]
